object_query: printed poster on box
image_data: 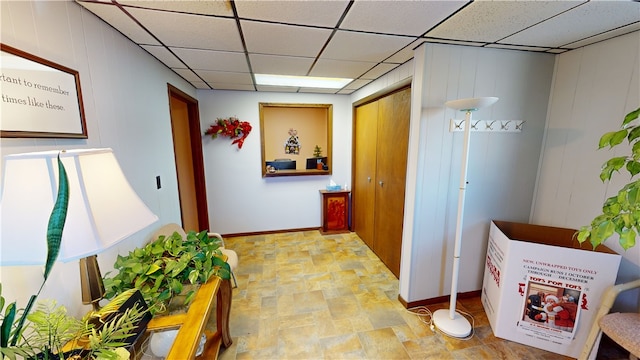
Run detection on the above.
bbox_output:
[481,221,621,358]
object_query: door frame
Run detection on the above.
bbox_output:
[167,84,209,230]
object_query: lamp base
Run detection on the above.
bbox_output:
[432,308,471,338]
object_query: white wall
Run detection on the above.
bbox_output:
[379,44,555,303]
[0,1,193,318]
[197,90,352,234]
[532,31,640,311]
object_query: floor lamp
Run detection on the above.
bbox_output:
[433,96,499,338]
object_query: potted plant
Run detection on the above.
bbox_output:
[0,155,150,360]
[313,145,323,158]
[577,107,640,250]
[102,230,231,315]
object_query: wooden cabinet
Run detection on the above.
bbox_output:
[352,87,410,278]
[320,190,350,234]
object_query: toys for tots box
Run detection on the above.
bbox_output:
[481,221,621,358]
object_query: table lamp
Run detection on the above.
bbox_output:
[0,148,158,310]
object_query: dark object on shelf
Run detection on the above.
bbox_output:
[266,159,296,170]
[306,157,327,170]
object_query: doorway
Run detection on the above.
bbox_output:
[167,84,209,232]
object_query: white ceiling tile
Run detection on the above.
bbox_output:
[235,0,349,27]
[76,0,639,92]
[360,63,399,80]
[344,79,372,90]
[546,49,570,54]
[118,0,233,16]
[172,68,202,82]
[427,1,580,43]
[249,54,315,76]
[385,39,425,64]
[191,81,211,89]
[322,30,414,62]
[210,83,256,91]
[126,7,244,51]
[341,1,466,36]
[195,70,254,84]
[423,38,488,47]
[501,2,640,48]
[77,1,160,45]
[485,44,551,52]
[242,21,332,57]
[141,45,185,68]
[310,58,376,79]
[560,23,640,50]
[171,48,249,72]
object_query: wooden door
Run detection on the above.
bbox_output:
[168,85,209,232]
[353,101,378,248]
[373,87,411,277]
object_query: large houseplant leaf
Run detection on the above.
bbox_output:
[9,154,69,347]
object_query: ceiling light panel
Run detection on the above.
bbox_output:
[427,1,580,43]
[77,1,160,45]
[249,54,315,76]
[171,48,248,72]
[234,0,349,27]
[341,1,466,36]
[255,85,300,93]
[117,0,233,16]
[255,74,351,89]
[126,7,244,51]
[501,1,640,48]
[322,31,415,62]
[242,21,333,57]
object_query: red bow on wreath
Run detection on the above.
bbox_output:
[204,117,252,149]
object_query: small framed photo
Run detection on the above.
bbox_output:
[1,43,87,138]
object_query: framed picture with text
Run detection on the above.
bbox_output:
[1,43,87,138]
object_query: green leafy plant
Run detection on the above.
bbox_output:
[103,230,231,315]
[577,107,640,250]
[313,145,323,158]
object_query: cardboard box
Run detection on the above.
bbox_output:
[481,220,621,358]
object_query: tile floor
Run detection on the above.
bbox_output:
[213,230,628,360]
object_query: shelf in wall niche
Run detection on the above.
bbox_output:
[449,119,524,133]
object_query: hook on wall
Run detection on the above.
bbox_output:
[449,119,524,133]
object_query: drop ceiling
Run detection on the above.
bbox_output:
[75,0,640,95]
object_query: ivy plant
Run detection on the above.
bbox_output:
[103,230,231,315]
[577,107,640,250]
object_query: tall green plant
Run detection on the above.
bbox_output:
[577,107,640,250]
[1,154,69,358]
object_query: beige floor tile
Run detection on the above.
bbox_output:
[216,231,624,360]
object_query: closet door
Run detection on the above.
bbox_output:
[353,101,378,248]
[373,87,411,277]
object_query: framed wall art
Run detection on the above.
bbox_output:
[1,43,87,138]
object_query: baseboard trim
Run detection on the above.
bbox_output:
[398,290,482,309]
[220,227,327,238]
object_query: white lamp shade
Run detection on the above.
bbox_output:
[445,97,499,111]
[0,148,158,265]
